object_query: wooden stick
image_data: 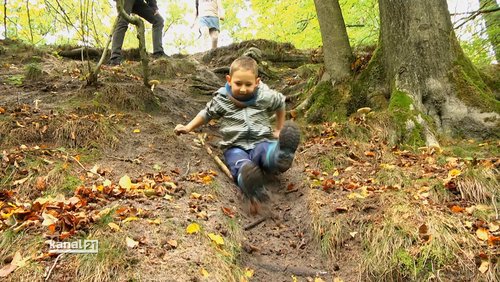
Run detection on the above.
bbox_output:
[45,253,64,281]
[197,134,233,181]
[256,262,328,277]
[243,216,267,231]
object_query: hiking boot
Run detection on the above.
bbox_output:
[237,162,269,202]
[108,57,121,66]
[274,121,301,172]
[152,51,169,59]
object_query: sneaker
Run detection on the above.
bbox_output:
[238,162,269,202]
[152,51,169,59]
[108,57,121,66]
[275,121,301,172]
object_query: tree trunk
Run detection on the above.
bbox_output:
[3,0,7,39]
[479,0,500,62]
[313,0,353,80]
[372,0,499,145]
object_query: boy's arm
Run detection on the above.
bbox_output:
[217,0,225,20]
[174,115,205,135]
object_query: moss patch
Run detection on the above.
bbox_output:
[388,90,426,146]
[349,46,388,115]
[450,54,500,113]
[306,81,348,123]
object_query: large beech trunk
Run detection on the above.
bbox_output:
[375,0,499,143]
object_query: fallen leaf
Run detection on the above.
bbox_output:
[221,207,235,218]
[186,223,200,234]
[208,233,224,246]
[196,211,208,220]
[147,218,161,225]
[314,278,326,282]
[200,268,209,277]
[478,260,489,273]
[41,212,58,226]
[244,268,254,278]
[489,222,499,232]
[448,169,461,178]
[122,216,139,223]
[126,237,139,248]
[0,251,27,277]
[364,151,375,157]
[476,228,489,241]
[119,175,132,189]
[190,192,202,199]
[108,222,121,232]
[133,129,141,133]
[103,179,112,187]
[167,239,178,248]
[450,205,464,213]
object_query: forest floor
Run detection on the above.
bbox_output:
[0,39,499,282]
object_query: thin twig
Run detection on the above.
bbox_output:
[182,161,191,178]
[197,134,233,180]
[493,194,498,220]
[45,253,64,281]
[243,217,267,231]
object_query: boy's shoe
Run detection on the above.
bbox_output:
[238,162,269,202]
[108,57,121,66]
[275,121,301,172]
[152,51,169,59]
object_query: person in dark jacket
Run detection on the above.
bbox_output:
[109,0,167,66]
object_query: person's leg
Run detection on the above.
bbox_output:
[199,25,211,51]
[110,0,135,62]
[209,28,219,49]
[133,1,165,55]
[223,147,251,181]
[224,147,267,202]
[253,121,301,173]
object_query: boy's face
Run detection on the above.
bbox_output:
[226,69,260,99]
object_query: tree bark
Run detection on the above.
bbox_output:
[313,0,353,80]
[374,0,499,144]
[86,18,118,86]
[479,0,500,62]
[25,0,33,43]
[3,0,7,39]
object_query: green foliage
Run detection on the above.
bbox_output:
[5,74,25,86]
[25,63,42,80]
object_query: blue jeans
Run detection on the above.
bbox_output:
[224,141,283,184]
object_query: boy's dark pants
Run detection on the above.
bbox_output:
[224,141,285,187]
[111,0,164,61]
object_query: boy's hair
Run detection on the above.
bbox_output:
[229,56,259,77]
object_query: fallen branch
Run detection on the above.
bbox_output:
[45,253,64,281]
[243,216,266,231]
[197,133,233,181]
[256,262,328,277]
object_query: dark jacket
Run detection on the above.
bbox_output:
[114,0,158,11]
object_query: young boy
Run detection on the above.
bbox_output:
[174,56,300,203]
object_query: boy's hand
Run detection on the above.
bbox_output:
[174,124,190,135]
[273,129,280,139]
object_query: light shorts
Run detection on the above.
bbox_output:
[199,16,220,31]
